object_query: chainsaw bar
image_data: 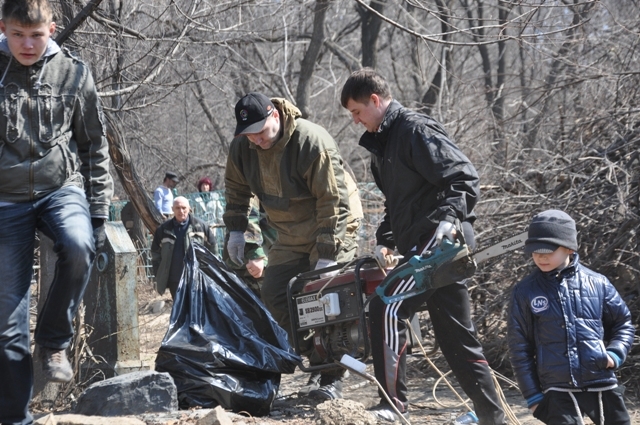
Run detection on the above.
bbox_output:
[473,230,528,264]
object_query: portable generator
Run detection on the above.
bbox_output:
[287,257,384,372]
[286,238,475,372]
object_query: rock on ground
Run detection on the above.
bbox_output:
[74,370,178,416]
[35,413,146,425]
[195,406,234,425]
[313,399,376,425]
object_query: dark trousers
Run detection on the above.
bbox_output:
[0,186,94,425]
[261,255,310,337]
[369,223,506,425]
[533,388,631,425]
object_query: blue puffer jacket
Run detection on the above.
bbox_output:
[507,254,634,407]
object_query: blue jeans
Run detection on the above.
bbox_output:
[0,185,94,425]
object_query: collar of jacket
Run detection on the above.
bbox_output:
[358,100,403,156]
[170,214,192,228]
[538,253,579,282]
[248,97,302,154]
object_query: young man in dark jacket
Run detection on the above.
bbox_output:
[340,68,506,424]
[508,209,634,425]
[0,1,114,423]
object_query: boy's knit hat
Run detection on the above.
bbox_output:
[524,209,578,254]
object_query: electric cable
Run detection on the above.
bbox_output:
[403,319,473,411]
[403,319,523,425]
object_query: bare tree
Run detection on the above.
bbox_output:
[296,0,330,118]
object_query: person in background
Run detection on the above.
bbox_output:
[151,196,217,300]
[340,68,505,424]
[223,92,363,400]
[198,176,212,193]
[154,171,179,219]
[508,209,634,425]
[0,0,113,423]
[192,176,222,225]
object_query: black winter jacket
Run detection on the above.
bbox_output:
[151,214,217,295]
[508,255,634,406]
[359,100,480,254]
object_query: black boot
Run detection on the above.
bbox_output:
[308,372,343,400]
[297,371,321,396]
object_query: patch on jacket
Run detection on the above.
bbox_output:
[530,296,549,313]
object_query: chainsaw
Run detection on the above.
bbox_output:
[376,230,528,304]
[286,230,528,371]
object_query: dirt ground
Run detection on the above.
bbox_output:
[132,280,640,425]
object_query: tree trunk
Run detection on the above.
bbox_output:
[357,0,385,68]
[296,0,330,118]
[420,0,452,116]
[524,2,596,150]
[105,112,163,235]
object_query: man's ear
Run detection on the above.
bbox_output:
[49,22,56,36]
[0,20,6,34]
[272,107,280,124]
[371,93,380,108]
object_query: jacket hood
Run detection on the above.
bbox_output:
[265,97,301,153]
[0,34,61,60]
[0,34,61,88]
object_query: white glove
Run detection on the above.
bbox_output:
[227,231,246,266]
[315,258,338,278]
[374,245,398,269]
[435,221,456,245]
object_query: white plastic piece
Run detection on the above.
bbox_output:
[320,293,341,317]
[340,354,367,374]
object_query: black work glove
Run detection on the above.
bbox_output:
[92,218,106,251]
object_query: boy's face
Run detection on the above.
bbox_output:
[532,247,573,272]
[0,19,56,66]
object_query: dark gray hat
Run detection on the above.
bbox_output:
[524,209,578,255]
[234,92,275,136]
[165,171,179,182]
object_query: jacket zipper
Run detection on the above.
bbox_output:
[28,67,35,201]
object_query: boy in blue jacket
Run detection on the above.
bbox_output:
[508,210,634,425]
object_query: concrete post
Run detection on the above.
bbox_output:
[84,221,148,377]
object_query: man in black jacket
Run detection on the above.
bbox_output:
[151,196,217,299]
[341,69,506,425]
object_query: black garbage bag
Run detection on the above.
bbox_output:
[155,243,301,416]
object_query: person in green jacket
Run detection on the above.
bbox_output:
[224,92,363,400]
